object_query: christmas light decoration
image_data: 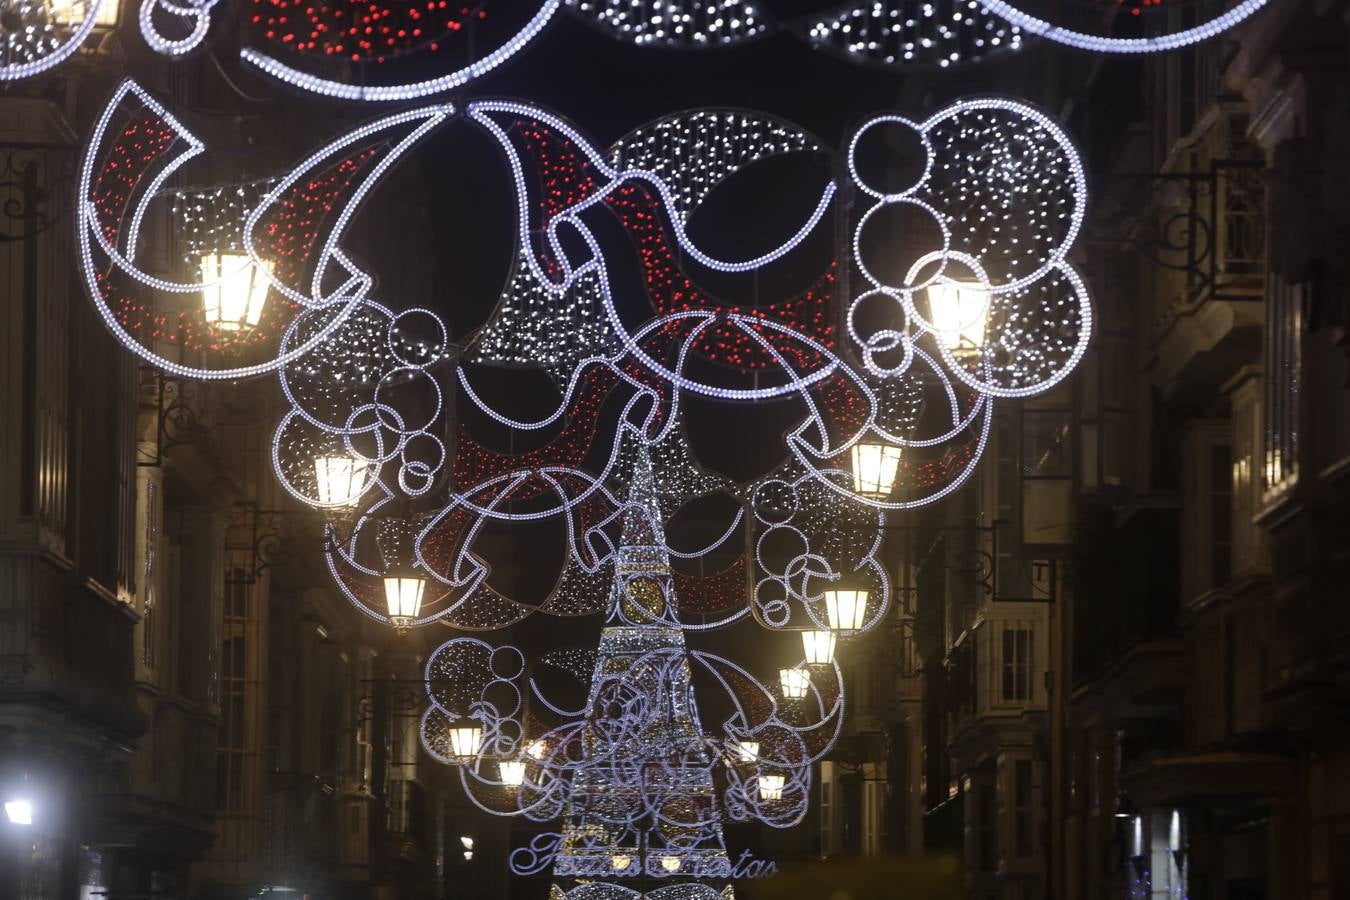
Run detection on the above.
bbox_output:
[565,0,1257,64]
[80,88,1089,886]
[850,442,902,498]
[3,0,1269,84]
[313,455,370,507]
[568,0,766,46]
[138,0,217,56]
[0,0,109,82]
[778,667,811,699]
[382,574,427,625]
[803,0,1022,68]
[926,280,990,357]
[447,724,484,760]
[417,458,844,893]
[49,0,115,24]
[802,630,836,665]
[79,83,1093,651]
[757,775,785,801]
[499,759,527,787]
[973,0,1269,54]
[237,0,563,101]
[4,798,33,826]
[824,588,867,632]
[199,252,272,333]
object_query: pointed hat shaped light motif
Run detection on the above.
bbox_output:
[610,444,673,625]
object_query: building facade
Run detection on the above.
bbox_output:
[0,13,488,898]
[896,2,1350,899]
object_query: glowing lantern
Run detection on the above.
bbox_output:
[734,741,759,763]
[499,760,526,787]
[4,799,33,825]
[611,855,632,871]
[200,252,272,333]
[850,442,902,498]
[758,775,785,801]
[802,630,836,665]
[527,739,548,760]
[48,0,120,27]
[447,725,482,761]
[314,455,369,507]
[925,281,990,357]
[823,588,868,632]
[660,856,681,872]
[382,575,426,626]
[778,668,810,699]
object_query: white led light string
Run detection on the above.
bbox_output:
[0,0,104,81]
[79,86,1086,696]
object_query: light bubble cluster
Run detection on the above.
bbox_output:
[77,82,1091,635]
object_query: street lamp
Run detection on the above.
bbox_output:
[382,573,426,628]
[822,587,868,632]
[850,441,902,498]
[314,455,369,507]
[733,741,759,763]
[778,667,810,699]
[49,0,120,27]
[757,775,785,801]
[925,281,990,357]
[200,252,272,334]
[801,630,836,665]
[447,725,482,761]
[4,799,32,826]
[498,760,526,787]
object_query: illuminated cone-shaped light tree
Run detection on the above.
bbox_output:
[549,449,735,900]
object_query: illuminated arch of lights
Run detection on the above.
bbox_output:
[77,79,1091,634]
[3,0,1268,84]
[79,80,1090,881]
[0,0,107,81]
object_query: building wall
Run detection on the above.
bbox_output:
[0,26,461,900]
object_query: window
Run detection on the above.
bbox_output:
[140,479,159,672]
[1002,627,1033,702]
[1022,408,1074,544]
[1181,425,1231,600]
[216,572,253,815]
[977,784,997,870]
[862,779,881,857]
[1263,274,1301,501]
[1022,411,1072,478]
[896,620,920,678]
[1014,760,1033,858]
[216,634,247,812]
[820,762,835,857]
[1229,376,1265,573]
[1210,444,1233,585]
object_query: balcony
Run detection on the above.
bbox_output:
[1142,112,1266,399]
[1121,750,1295,809]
